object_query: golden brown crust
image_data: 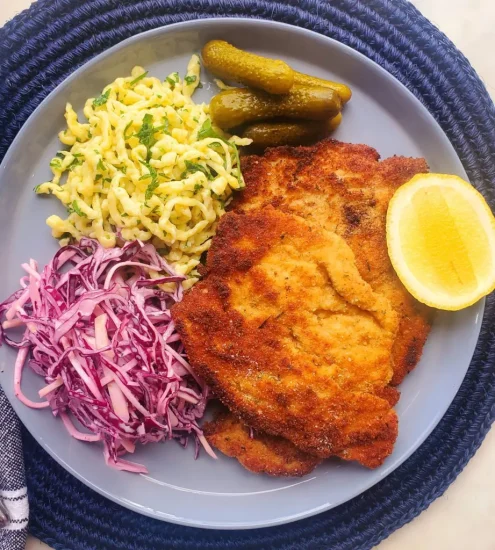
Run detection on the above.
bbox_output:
[204,411,321,477]
[173,207,399,467]
[234,138,431,384]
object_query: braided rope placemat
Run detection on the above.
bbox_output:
[1,1,495,549]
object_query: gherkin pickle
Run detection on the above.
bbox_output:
[293,72,352,103]
[328,112,343,131]
[202,40,294,95]
[210,86,342,130]
[242,116,342,148]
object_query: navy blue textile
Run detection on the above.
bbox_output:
[1,1,495,549]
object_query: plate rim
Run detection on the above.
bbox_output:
[0,16,485,529]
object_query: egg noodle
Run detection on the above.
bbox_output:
[36,55,251,287]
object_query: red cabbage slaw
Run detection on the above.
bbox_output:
[0,238,216,473]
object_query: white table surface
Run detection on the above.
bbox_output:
[1,1,494,549]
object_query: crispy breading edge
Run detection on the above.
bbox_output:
[204,382,400,476]
[204,410,321,477]
[204,401,399,475]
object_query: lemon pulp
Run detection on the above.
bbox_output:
[386,174,495,310]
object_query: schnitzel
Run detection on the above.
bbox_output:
[234,139,431,385]
[204,409,321,477]
[174,139,432,474]
[173,206,400,467]
[174,207,400,467]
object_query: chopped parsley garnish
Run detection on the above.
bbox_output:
[92,89,110,108]
[140,160,159,201]
[72,200,87,217]
[166,72,179,89]
[184,75,197,85]
[49,158,62,169]
[145,176,158,194]
[197,120,243,185]
[97,159,106,171]
[95,174,103,181]
[162,117,170,135]
[68,156,83,171]
[129,71,148,87]
[197,118,225,142]
[124,121,133,139]
[194,183,203,193]
[136,114,159,156]
[33,184,41,193]
[231,142,243,187]
[181,160,213,180]
[134,115,171,157]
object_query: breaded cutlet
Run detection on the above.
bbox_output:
[233,138,432,385]
[173,207,400,468]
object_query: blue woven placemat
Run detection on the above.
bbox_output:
[1,1,495,549]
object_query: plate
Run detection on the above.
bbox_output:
[0,18,483,529]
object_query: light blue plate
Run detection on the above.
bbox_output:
[0,18,483,529]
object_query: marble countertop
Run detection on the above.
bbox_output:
[1,1,494,549]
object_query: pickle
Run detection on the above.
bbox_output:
[202,40,294,95]
[243,116,342,148]
[328,112,342,131]
[293,72,352,103]
[210,86,342,130]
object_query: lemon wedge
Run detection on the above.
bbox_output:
[386,173,495,311]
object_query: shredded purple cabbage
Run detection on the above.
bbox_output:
[0,239,216,473]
